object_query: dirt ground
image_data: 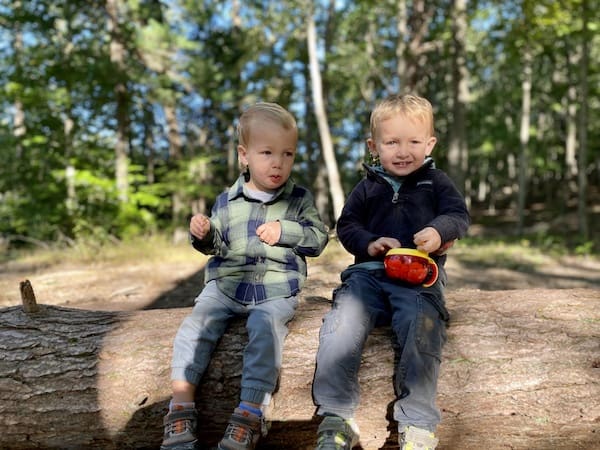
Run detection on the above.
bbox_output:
[2,239,599,312]
[1,239,599,449]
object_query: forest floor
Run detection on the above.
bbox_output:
[0,237,599,449]
[2,235,600,311]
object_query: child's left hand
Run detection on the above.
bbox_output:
[413,227,442,254]
[256,221,282,246]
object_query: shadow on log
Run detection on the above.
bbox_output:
[1,289,598,449]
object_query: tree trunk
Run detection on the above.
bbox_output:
[448,0,469,197]
[1,288,598,450]
[12,5,25,160]
[306,8,345,221]
[106,0,130,204]
[396,0,436,94]
[517,45,532,235]
[577,0,590,240]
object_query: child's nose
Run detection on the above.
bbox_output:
[395,145,409,157]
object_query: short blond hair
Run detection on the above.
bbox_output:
[370,94,435,139]
[237,102,297,146]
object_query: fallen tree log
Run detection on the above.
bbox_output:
[0,289,598,449]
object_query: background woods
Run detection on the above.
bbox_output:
[0,0,598,250]
[1,3,599,449]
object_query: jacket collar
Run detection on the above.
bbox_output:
[363,157,435,184]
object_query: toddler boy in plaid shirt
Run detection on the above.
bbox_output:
[161,102,328,450]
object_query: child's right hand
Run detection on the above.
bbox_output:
[189,214,211,240]
[367,237,401,257]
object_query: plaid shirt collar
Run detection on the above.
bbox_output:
[227,175,294,203]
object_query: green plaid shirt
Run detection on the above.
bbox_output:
[191,176,329,304]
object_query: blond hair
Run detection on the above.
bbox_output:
[237,102,297,146]
[369,94,435,139]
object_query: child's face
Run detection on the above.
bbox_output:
[367,113,436,177]
[238,120,297,192]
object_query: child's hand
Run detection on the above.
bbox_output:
[413,227,442,254]
[367,237,401,257]
[257,221,281,246]
[190,214,211,240]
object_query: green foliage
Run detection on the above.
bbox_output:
[455,238,549,271]
[0,0,598,251]
[114,203,157,240]
[575,241,595,256]
[460,233,598,261]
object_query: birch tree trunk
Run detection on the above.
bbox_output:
[306,7,345,221]
[12,3,25,160]
[517,46,532,235]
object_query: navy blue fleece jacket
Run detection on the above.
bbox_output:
[336,159,470,267]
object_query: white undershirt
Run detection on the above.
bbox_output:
[245,186,276,203]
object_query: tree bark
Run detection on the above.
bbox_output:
[517,45,532,235]
[1,289,597,450]
[106,0,130,204]
[448,0,469,197]
[577,0,590,240]
[12,2,26,160]
[306,8,345,221]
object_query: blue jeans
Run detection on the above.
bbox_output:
[312,268,447,431]
[171,280,298,404]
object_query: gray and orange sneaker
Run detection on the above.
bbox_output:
[315,415,360,449]
[217,407,265,450]
[160,405,198,450]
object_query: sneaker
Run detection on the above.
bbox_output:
[160,406,198,450]
[217,407,264,450]
[315,415,359,449]
[398,425,439,450]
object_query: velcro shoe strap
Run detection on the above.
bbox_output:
[318,418,359,448]
[404,426,439,448]
[164,409,197,425]
[319,421,352,434]
[229,413,261,432]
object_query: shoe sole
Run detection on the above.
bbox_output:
[160,441,198,450]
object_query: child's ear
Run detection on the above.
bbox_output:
[237,144,248,165]
[425,136,437,155]
[366,138,379,164]
[366,138,377,156]
[237,145,250,174]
